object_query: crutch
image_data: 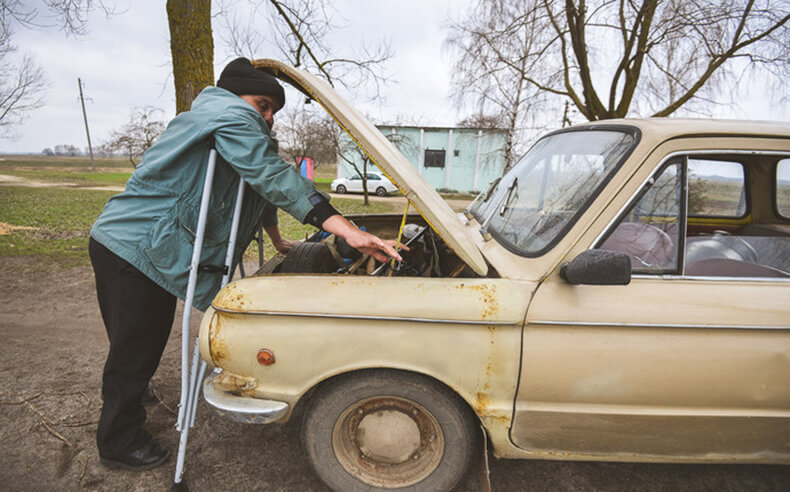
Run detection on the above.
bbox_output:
[173,140,247,489]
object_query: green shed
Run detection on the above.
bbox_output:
[337,125,507,194]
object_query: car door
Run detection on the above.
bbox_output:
[511,142,790,462]
[347,175,363,192]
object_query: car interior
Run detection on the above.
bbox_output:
[599,154,790,278]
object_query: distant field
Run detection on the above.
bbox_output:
[0,154,133,169]
[0,155,338,190]
[0,159,397,269]
[0,169,132,187]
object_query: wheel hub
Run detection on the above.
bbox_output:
[356,409,421,464]
[332,396,445,488]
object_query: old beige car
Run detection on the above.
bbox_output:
[198,60,790,491]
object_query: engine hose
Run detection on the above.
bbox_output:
[388,201,410,277]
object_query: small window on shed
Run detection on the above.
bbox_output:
[424,149,446,168]
[778,159,790,218]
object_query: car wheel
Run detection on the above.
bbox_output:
[302,370,477,492]
[335,184,346,194]
[375,186,387,197]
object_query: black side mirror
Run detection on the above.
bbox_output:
[560,250,631,285]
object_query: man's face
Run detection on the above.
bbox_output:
[240,94,280,129]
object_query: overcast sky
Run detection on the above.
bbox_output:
[2,0,788,154]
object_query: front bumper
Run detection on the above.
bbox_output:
[202,370,289,424]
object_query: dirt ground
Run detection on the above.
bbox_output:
[0,256,788,492]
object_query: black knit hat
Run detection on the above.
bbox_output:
[217,57,285,109]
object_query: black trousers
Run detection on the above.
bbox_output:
[89,237,176,458]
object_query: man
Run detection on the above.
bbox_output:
[89,57,401,470]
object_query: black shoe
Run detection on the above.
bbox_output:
[100,439,170,471]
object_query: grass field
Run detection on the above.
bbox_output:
[0,155,341,191]
[0,157,399,270]
[0,155,134,169]
[0,186,116,268]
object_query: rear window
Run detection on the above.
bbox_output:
[687,159,746,218]
[778,159,790,218]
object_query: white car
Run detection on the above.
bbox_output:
[331,173,398,196]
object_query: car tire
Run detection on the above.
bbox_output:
[375,186,387,197]
[335,184,346,194]
[302,369,478,492]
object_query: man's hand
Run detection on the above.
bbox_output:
[321,215,406,263]
[272,237,298,254]
[264,224,299,255]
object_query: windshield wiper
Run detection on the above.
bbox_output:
[499,177,518,216]
[463,176,501,221]
[479,177,517,241]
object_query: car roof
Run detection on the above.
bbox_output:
[573,118,790,140]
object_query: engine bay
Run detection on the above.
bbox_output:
[254,213,486,278]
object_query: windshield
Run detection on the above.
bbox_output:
[471,128,638,256]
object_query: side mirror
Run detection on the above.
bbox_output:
[560,250,631,285]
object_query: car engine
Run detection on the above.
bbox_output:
[254,214,483,278]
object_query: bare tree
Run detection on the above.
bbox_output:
[457,112,507,130]
[445,0,549,168]
[446,0,790,165]
[105,106,166,167]
[1,0,114,34]
[0,0,116,136]
[0,52,47,136]
[337,136,374,205]
[275,103,336,168]
[219,0,393,100]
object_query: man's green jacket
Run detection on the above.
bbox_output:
[91,86,317,311]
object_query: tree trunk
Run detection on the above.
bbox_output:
[362,157,369,206]
[166,0,214,114]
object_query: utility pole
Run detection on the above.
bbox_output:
[78,78,96,171]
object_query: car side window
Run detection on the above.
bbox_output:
[688,159,746,218]
[778,159,790,218]
[598,154,790,279]
[598,160,682,273]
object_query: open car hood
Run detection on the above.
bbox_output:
[254,59,488,276]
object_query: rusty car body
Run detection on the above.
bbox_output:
[198,60,790,491]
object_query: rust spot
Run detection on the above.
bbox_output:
[481,413,510,427]
[214,371,256,391]
[474,391,490,414]
[209,314,230,364]
[213,371,258,396]
[213,283,249,310]
[455,283,499,320]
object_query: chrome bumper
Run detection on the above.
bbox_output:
[202,371,289,424]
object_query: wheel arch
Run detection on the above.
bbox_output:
[291,366,481,430]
